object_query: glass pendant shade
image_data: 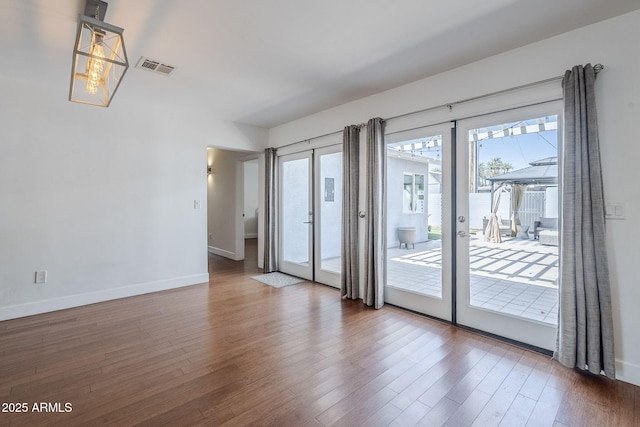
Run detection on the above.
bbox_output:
[69,14,128,107]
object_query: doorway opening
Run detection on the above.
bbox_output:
[242,158,259,266]
[206,148,260,273]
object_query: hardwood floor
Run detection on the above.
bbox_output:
[1,239,638,426]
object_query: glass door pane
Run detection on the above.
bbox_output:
[279,152,313,280]
[385,123,452,321]
[314,146,342,287]
[456,102,561,350]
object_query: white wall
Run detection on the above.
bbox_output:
[387,157,430,246]
[318,151,342,260]
[0,77,267,320]
[268,10,640,386]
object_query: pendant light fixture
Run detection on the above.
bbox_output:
[69,0,129,107]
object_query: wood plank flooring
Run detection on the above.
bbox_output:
[1,239,638,426]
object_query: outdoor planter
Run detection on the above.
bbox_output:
[397,227,417,249]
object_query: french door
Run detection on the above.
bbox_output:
[385,123,453,321]
[278,146,342,287]
[455,102,561,350]
[383,102,561,350]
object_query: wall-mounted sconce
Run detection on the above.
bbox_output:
[207,165,213,175]
[69,0,129,107]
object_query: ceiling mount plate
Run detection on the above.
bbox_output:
[84,0,108,21]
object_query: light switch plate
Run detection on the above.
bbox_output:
[35,271,47,283]
[605,202,626,220]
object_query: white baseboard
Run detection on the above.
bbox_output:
[244,233,258,239]
[616,358,640,386]
[208,246,239,260]
[0,273,210,321]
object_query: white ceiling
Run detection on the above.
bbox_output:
[2,0,639,128]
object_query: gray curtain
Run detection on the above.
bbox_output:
[554,64,615,378]
[341,125,360,300]
[510,184,527,236]
[263,147,278,273]
[364,118,386,309]
[485,183,504,243]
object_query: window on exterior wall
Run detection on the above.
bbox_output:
[403,172,425,213]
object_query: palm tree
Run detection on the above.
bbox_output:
[478,157,513,186]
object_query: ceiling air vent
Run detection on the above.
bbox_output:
[135,57,177,76]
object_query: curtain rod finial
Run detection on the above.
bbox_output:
[594,63,604,73]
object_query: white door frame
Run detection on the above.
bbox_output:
[278,151,314,280]
[313,145,342,288]
[384,122,453,321]
[454,101,562,350]
[277,146,343,287]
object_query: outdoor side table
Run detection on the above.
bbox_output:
[516,225,530,239]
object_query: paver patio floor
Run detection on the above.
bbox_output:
[387,235,558,324]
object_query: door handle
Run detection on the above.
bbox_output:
[303,221,313,224]
[457,230,472,238]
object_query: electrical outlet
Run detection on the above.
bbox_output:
[35,271,47,284]
[194,200,201,209]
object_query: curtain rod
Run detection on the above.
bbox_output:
[273,129,343,151]
[275,63,603,149]
[385,76,563,122]
[273,122,367,151]
[386,63,603,123]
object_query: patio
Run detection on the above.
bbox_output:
[387,235,558,325]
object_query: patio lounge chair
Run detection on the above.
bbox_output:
[533,217,558,239]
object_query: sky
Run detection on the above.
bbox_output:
[470,115,559,170]
[476,129,558,171]
[389,114,559,174]
[398,115,559,172]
